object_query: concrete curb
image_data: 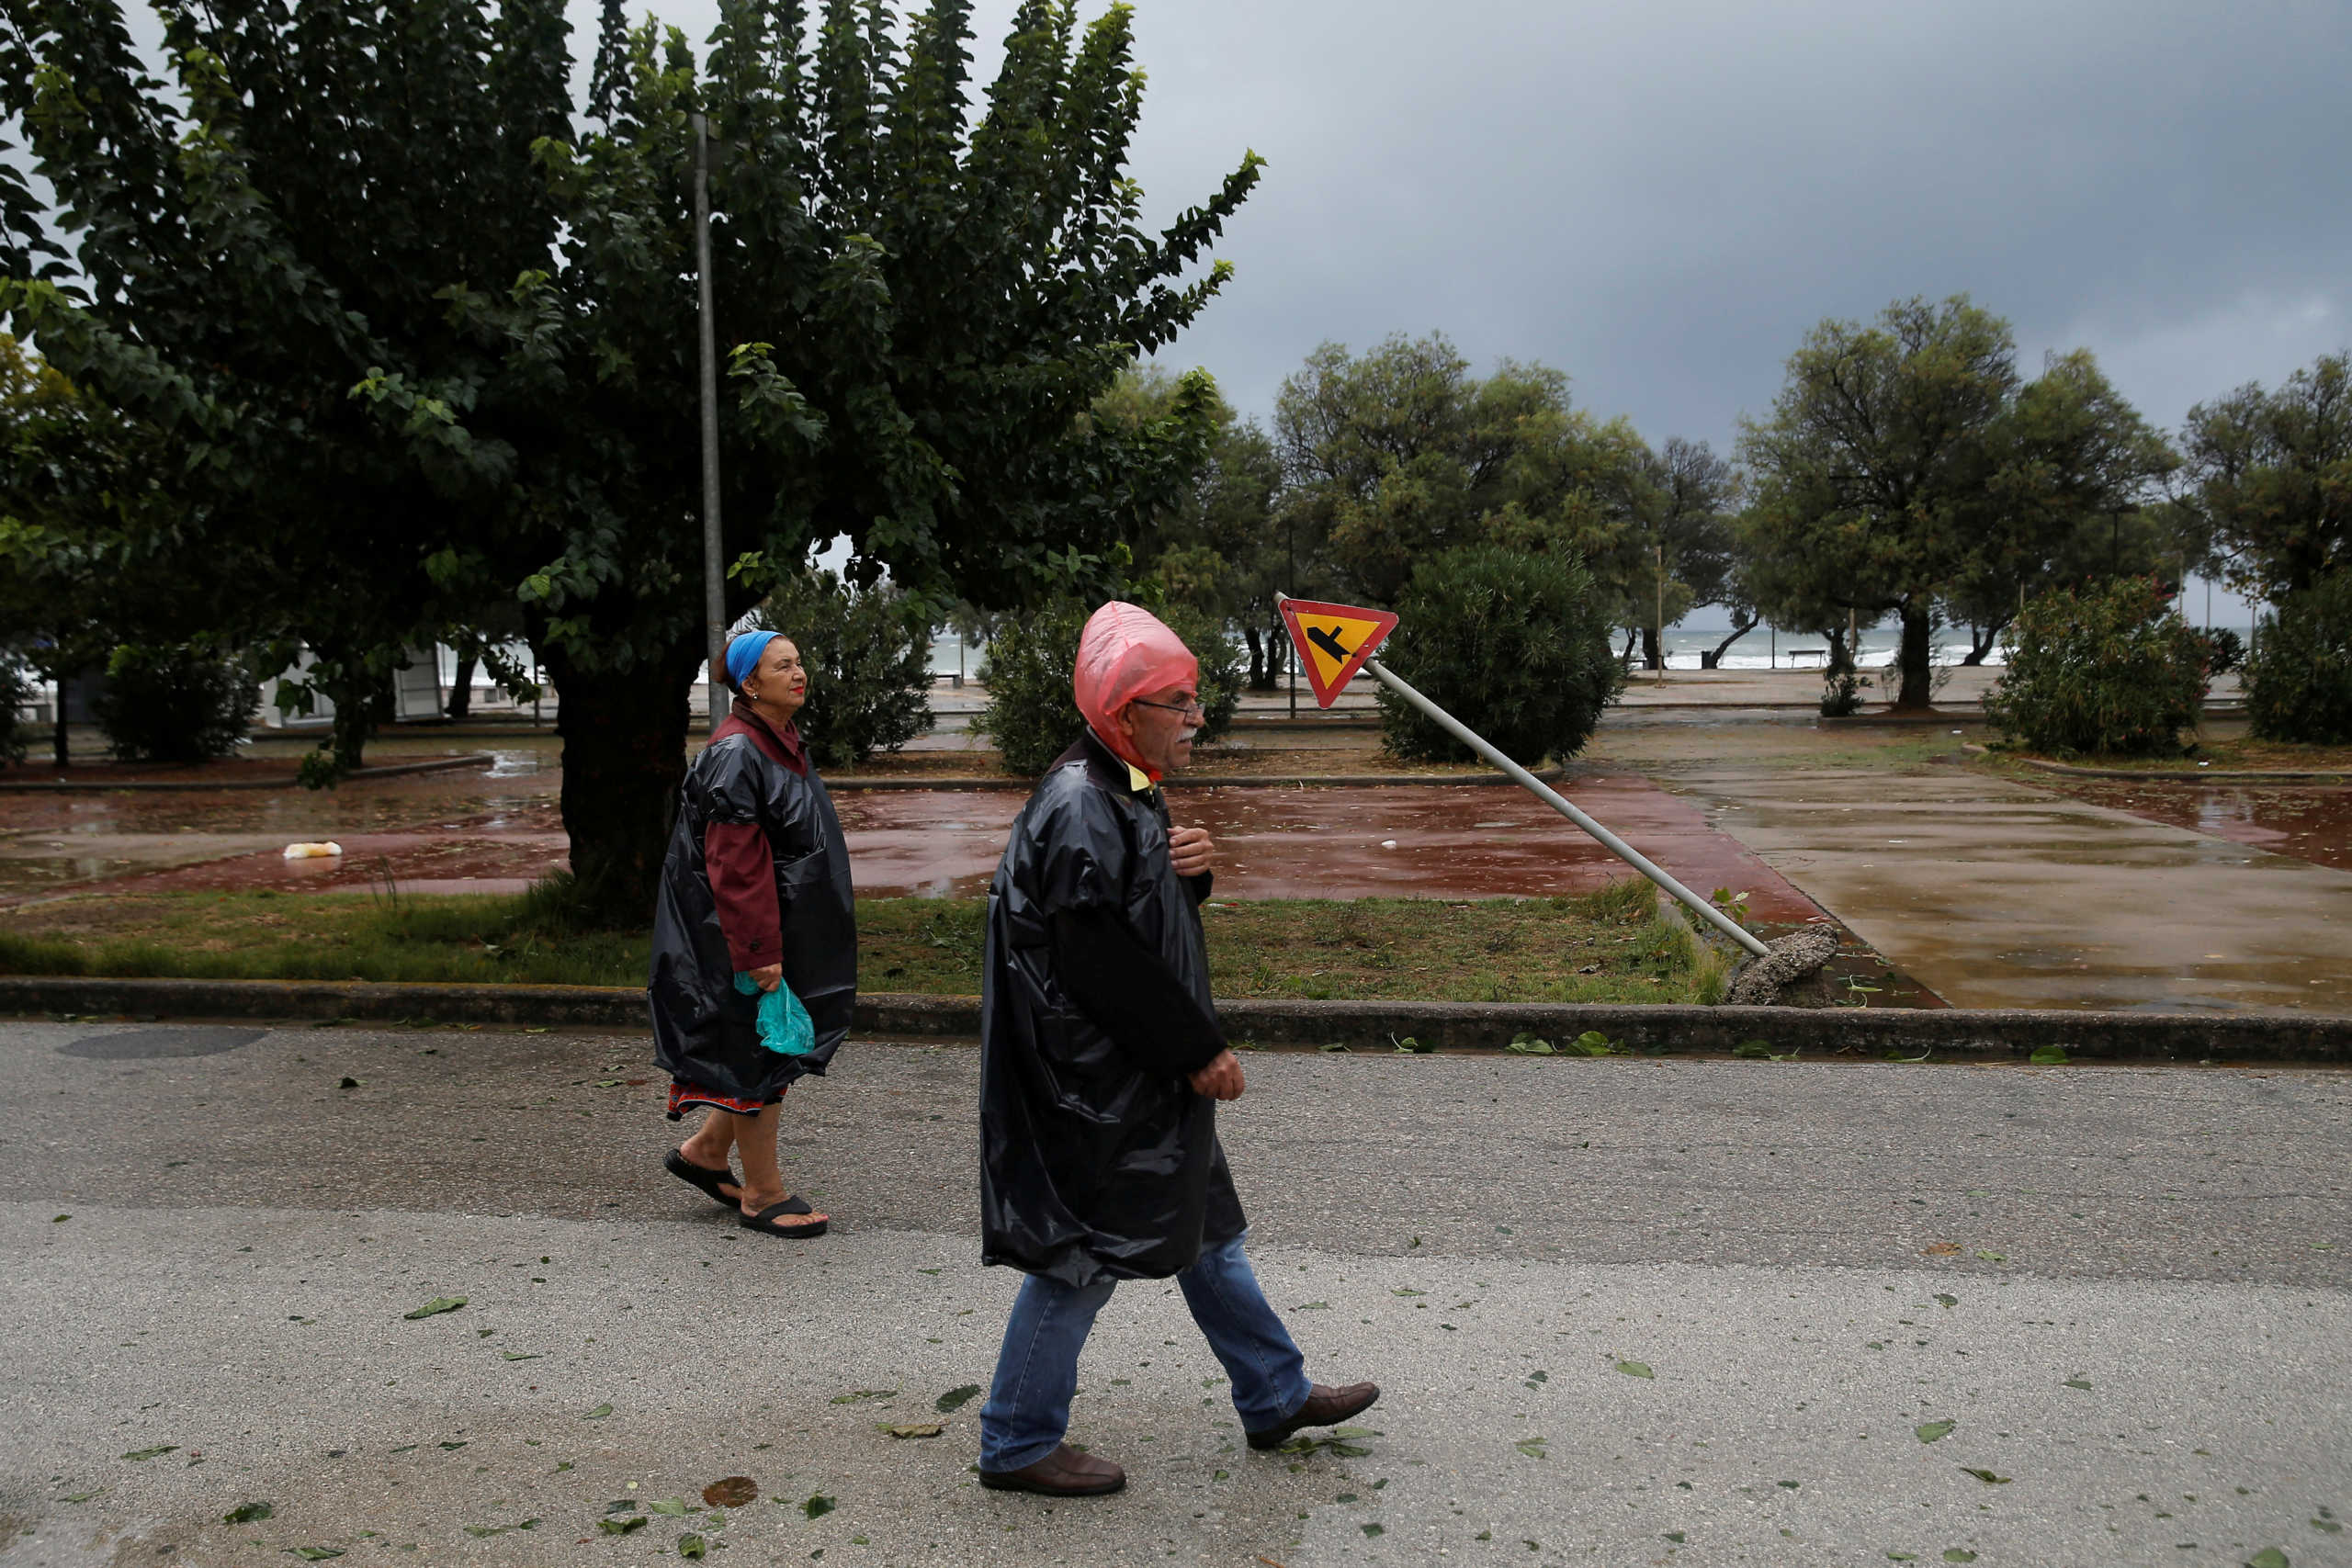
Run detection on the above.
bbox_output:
[826,766,1567,791]
[5,976,2346,1065]
[0,753,497,794]
[1964,744,2348,784]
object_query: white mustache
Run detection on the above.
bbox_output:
[1177,727,1201,743]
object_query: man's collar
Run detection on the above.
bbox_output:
[1079,728,1158,795]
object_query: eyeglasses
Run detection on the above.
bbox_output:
[1130,695,1204,719]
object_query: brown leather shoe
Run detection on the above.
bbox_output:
[978,1442,1126,1496]
[1247,1381,1381,1450]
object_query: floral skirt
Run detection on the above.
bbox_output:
[666,1079,786,1121]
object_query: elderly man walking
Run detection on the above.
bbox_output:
[974,601,1378,1497]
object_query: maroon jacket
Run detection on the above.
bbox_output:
[703,701,807,970]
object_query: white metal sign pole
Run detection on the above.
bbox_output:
[1361,654,1770,959]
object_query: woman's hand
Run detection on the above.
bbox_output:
[750,963,784,993]
[1170,825,1216,879]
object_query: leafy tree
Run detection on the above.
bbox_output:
[1272,333,1665,647]
[0,333,194,766]
[2180,351,2350,600]
[5,0,1261,921]
[91,641,262,763]
[974,593,1239,774]
[1738,296,2172,707]
[1641,436,1747,668]
[2243,569,2352,745]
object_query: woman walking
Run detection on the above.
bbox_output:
[649,628,856,1237]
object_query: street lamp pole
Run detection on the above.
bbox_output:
[693,111,726,734]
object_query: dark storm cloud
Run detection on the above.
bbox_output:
[1089,0,2352,447]
[108,0,2352,446]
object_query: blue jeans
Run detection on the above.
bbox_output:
[978,1231,1312,1472]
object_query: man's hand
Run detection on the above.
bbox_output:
[750,963,784,993]
[1188,1047,1245,1100]
[1170,825,1217,879]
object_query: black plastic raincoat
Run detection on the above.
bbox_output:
[980,730,1245,1288]
[648,716,855,1100]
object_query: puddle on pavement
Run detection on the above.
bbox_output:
[2041,779,2352,874]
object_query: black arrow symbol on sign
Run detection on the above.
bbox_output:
[1306,626,1352,662]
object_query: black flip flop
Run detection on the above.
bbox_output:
[664,1148,742,1211]
[741,1195,828,1239]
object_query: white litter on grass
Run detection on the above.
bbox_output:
[283,841,343,859]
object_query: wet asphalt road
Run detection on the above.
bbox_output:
[2,1021,2348,1568]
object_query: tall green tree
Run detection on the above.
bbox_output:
[5,0,1261,920]
[1737,296,2172,707]
[1272,333,1663,633]
[2180,351,2350,600]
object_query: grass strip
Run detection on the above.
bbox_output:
[0,877,1713,1004]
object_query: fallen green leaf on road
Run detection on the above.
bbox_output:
[604,1501,639,1514]
[1391,1036,1432,1054]
[1732,1040,1772,1059]
[596,1516,647,1535]
[438,1441,467,1450]
[402,1297,465,1320]
[1664,1533,1684,1544]
[1887,1554,1917,1562]
[53,1213,70,1223]
[1570,1031,1622,1055]
[678,1534,707,1560]
[1973,1250,2006,1262]
[1934,1294,1957,1308]
[2245,1551,2289,1568]
[1777,1481,1800,1491]
[803,1495,836,1520]
[121,1446,176,1461]
[502,1351,539,1361]
[2029,1046,2069,1065]
[338,1077,359,1089]
[582,1403,612,1419]
[1505,1035,1555,1055]
[284,1551,344,1561]
[1615,1361,1654,1379]
[703,1477,758,1507]
[1515,1438,1547,1459]
[935,1384,981,1414]
[1944,1551,1978,1563]
[60,1491,101,1504]
[1958,1468,2009,1485]
[1915,1421,1955,1444]
[1361,1523,1385,1537]
[2064,1378,2092,1390]
[648,1498,690,1516]
[878,1423,944,1438]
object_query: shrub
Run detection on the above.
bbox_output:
[1984,577,2207,756]
[1818,670,1863,717]
[2193,626,2245,676]
[2245,570,2352,744]
[754,571,935,769]
[91,642,260,762]
[1374,545,1623,764]
[0,653,31,765]
[976,599,1241,775]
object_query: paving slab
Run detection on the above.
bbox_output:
[1654,764,2352,1014]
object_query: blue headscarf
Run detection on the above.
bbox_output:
[724,629,779,690]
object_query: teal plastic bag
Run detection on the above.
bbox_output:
[733,971,816,1056]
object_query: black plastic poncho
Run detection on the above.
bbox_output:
[648,726,855,1100]
[980,731,1245,1288]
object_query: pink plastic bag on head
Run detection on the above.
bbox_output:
[1073,601,1197,781]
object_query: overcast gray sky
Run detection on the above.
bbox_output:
[95,0,2349,620]
[557,0,2350,458]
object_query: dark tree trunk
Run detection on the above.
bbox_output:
[1895,602,1934,708]
[51,672,69,769]
[1242,626,1269,690]
[1825,626,1851,676]
[1700,619,1757,671]
[1960,615,2009,667]
[447,653,477,719]
[1640,625,1663,671]
[546,641,698,927]
[1621,626,1638,665]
